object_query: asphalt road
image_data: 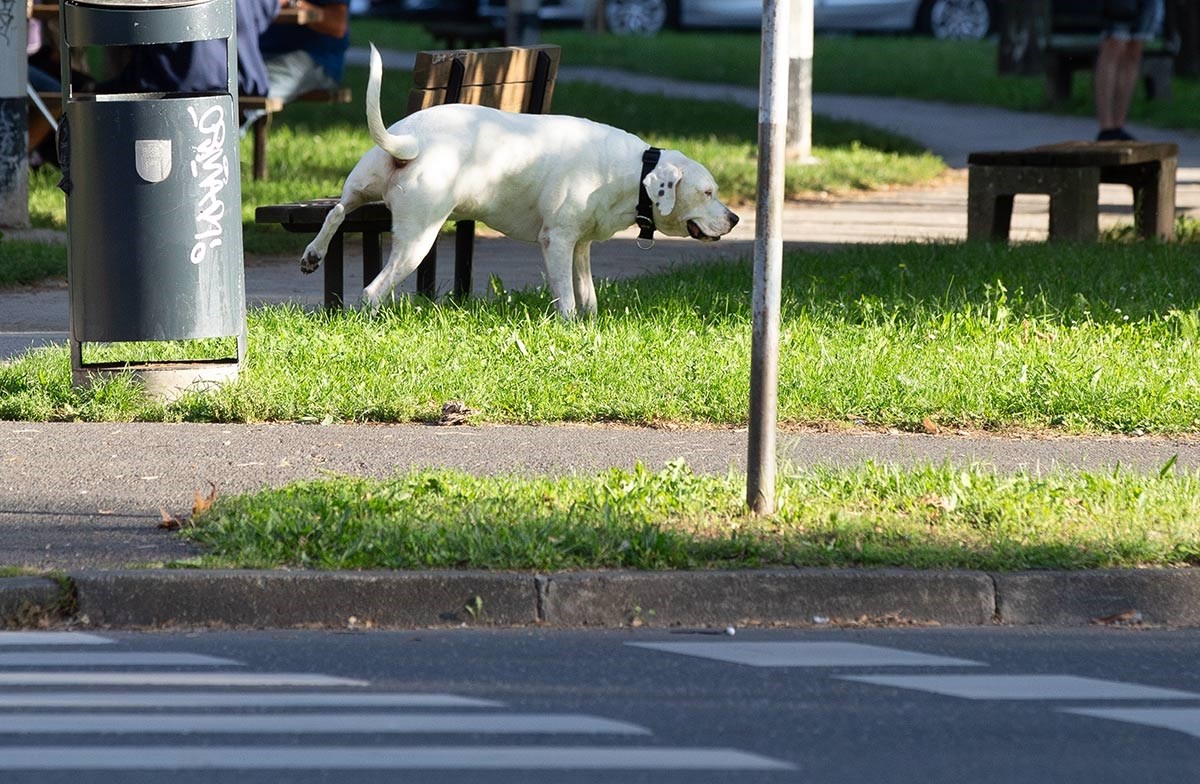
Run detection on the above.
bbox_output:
[1,626,1198,783]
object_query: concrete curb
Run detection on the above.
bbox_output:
[5,568,1196,630]
[0,576,64,625]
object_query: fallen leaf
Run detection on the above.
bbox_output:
[439,401,473,425]
[921,417,939,435]
[1092,610,1144,626]
[192,481,218,517]
[157,508,181,531]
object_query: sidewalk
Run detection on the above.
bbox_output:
[4,57,1200,630]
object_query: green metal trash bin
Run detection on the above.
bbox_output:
[59,0,246,399]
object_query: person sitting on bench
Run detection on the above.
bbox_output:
[1094,0,1164,141]
[116,0,277,97]
[259,0,350,103]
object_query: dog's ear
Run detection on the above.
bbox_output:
[643,161,684,216]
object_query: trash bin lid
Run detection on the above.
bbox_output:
[69,0,211,7]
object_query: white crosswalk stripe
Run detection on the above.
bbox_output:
[0,631,793,774]
[1062,707,1200,739]
[633,639,1200,746]
[0,671,368,686]
[0,632,113,646]
[0,745,796,771]
[0,691,501,708]
[0,712,653,735]
[839,674,1200,701]
[628,640,984,667]
[0,652,238,666]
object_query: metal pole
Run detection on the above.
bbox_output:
[747,0,789,515]
[786,0,814,161]
[0,5,30,228]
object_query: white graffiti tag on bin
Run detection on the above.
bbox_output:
[188,105,228,265]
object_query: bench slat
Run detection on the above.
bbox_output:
[968,141,1179,168]
[407,81,556,114]
[412,45,561,90]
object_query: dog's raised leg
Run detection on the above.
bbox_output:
[301,191,371,274]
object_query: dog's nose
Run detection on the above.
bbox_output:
[727,210,740,227]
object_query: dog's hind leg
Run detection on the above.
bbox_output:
[362,220,447,310]
[572,241,596,318]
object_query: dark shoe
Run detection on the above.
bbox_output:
[1097,127,1136,141]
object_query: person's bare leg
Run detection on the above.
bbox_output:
[1094,37,1124,132]
[1110,39,1144,130]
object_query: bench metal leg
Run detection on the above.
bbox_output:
[252,113,271,181]
[417,246,437,300]
[324,233,345,310]
[362,231,383,287]
[454,220,475,299]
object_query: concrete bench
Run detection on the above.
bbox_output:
[255,44,560,309]
[967,141,1177,242]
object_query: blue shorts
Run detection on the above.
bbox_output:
[1104,0,1164,41]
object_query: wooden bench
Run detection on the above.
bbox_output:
[35,88,350,181]
[255,44,560,309]
[967,141,1178,242]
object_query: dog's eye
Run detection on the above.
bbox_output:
[704,189,714,199]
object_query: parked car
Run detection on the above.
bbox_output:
[471,0,995,40]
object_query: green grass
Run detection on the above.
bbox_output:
[352,21,1200,132]
[0,235,66,287]
[182,460,1200,571]
[4,241,1200,434]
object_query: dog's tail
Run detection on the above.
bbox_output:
[367,43,420,161]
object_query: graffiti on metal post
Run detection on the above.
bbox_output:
[0,0,16,47]
[188,104,228,265]
[0,99,21,193]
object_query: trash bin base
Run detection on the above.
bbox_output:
[72,359,239,401]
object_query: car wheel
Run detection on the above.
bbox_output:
[605,0,669,35]
[921,0,992,40]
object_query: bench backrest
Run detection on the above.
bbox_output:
[406,44,561,116]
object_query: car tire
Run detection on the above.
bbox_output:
[919,0,993,40]
[605,0,670,35]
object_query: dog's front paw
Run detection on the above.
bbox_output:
[300,249,322,274]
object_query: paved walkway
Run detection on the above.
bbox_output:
[4,56,1200,628]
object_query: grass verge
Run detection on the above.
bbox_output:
[3,241,1199,434]
[0,236,67,287]
[182,460,1200,571]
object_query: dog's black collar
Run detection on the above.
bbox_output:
[636,147,662,249]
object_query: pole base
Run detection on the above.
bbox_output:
[71,359,240,402]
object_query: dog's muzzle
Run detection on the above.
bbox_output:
[687,219,722,241]
[687,211,739,241]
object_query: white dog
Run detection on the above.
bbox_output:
[300,44,740,319]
